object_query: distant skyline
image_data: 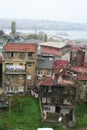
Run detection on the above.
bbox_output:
[0,0,87,23]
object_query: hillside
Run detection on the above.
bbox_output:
[0,19,87,31]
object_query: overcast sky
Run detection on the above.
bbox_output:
[0,0,87,23]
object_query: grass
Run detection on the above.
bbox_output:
[0,96,62,130]
[0,95,87,130]
[75,102,87,130]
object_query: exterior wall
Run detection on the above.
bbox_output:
[2,44,37,94]
[40,45,70,61]
[70,49,85,67]
[26,62,36,91]
[61,53,70,62]
[39,85,76,126]
[76,50,85,67]
[70,50,77,66]
[84,51,87,67]
[37,68,52,78]
[76,81,87,101]
[40,46,62,56]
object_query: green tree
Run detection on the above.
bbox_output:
[0,30,4,37]
[27,34,38,39]
[44,34,48,41]
[11,21,16,34]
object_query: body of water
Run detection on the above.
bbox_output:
[4,29,87,40]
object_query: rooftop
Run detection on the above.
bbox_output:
[3,43,37,52]
[40,41,68,48]
[71,66,87,74]
[37,59,54,69]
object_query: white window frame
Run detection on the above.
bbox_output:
[27,75,32,80]
[18,85,24,92]
[7,86,14,92]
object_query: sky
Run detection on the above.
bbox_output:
[0,0,87,23]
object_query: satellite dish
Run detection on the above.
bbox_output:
[58,117,62,122]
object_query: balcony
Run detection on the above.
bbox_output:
[5,65,26,74]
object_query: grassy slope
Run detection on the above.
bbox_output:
[0,96,62,130]
[75,103,87,130]
[0,96,87,130]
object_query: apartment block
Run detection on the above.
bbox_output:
[2,43,37,94]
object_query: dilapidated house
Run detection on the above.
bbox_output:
[38,65,76,127]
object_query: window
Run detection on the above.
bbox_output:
[6,52,13,58]
[47,97,51,103]
[84,81,87,85]
[6,63,13,69]
[18,85,24,92]
[42,97,46,103]
[6,75,13,81]
[55,98,59,103]
[28,52,33,57]
[44,106,50,111]
[27,63,32,67]
[46,70,52,77]
[7,86,14,92]
[19,52,24,57]
[27,75,32,80]
[19,75,23,79]
[37,70,42,76]
[19,63,23,66]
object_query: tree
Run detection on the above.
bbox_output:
[11,21,16,34]
[0,30,4,36]
[44,34,48,41]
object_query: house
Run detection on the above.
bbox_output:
[38,68,76,127]
[84,50,87,67]
[36,57,76,127]
[36,58,54,79]
[38,41,71,62]
[70,66,87,102]
[70,46,85,67]
[2,43,37,94]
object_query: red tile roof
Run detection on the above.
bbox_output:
[54,60,68,69]
[38,77,53,86]
[71,67,87,74]
[77,74,87,81]
[58,76,74,86]
[71,46,84,51]
[3,43,37,52]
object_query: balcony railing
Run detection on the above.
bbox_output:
[5,66,26,74]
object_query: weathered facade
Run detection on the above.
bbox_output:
[38,73,76,127]
[36,58,54,79]
[2,43,37,94]
[38,41,71,62]
[70,46,85,67]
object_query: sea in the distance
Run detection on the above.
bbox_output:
[4,29,87,40]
